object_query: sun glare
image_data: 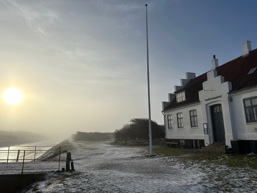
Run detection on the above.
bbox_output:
[2,88,24,106]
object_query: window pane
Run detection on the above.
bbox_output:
[190,110,197,127]
[254,107,257,121]
[167,115,173,129]
[245,99,251,107]
[182,92,185,100]
[177,113,183,128]
[176,92,185,103]
[246,108,253,122]
[244,97,257,123]
[246,108,250,121]
[252,98,257,105]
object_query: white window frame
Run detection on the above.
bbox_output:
[177,113,183,128]
[167,115,173,129]
[189,110,198,127]
[244,97,257,123]
[176,91,186,103]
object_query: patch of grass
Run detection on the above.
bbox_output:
[153,146,257,169]
[153,146,190,156]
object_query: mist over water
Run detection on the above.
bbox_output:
[0,130,69,148]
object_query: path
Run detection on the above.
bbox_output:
[25,141,202,193]
[25,141,257,193]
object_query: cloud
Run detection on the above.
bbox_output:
[3,0,59,40]
[91,0,141,12]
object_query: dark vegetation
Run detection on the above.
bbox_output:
[113,118,165,145]
[72,131,113,141]
[0,130,46,147]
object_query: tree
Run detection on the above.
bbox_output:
[114,118,164,144]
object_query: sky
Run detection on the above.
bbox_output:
[1,0,257,139]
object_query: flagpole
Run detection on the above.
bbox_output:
[145,4,152,156]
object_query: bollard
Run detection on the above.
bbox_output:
[71,161,75,171]
[21,150,26,174]
[66,152,71,171]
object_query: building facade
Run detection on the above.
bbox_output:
[162,41,257,153]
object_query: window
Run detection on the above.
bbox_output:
[167,115,173,129]
[244,97,257,123]
[176,91,186,103]
[190,110,198,127]
[248,67,257,75]
[177,113,183,128]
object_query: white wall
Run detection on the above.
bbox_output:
[230,88,257,140]
[164,103,204,140]
[199,69,233,147]
[163,69,257,147]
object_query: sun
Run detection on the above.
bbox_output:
[2,88,24,106]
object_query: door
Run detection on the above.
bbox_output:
[210,104,225,144]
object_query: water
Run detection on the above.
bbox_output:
[0,140,59,163]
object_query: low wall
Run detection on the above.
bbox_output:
[0,173,45,193]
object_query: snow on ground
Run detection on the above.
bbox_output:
[23,141,257,193]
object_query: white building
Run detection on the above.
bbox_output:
[162,41,257,153]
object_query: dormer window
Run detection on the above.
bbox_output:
[248,67,257,75]
[176,91,186,103]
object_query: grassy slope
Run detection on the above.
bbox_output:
[39,139,75,161]
[153,146,257,169]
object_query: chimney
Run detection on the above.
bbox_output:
[186,72,196,80]
[243,40,252,56]
[180,79,187,87]
[162,101,169,110]
[211,55,218,70]
[168,93,175,102]
[174,85,182,91]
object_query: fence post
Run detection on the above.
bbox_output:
[21,150,25,174]
[7,146,10,166]
[16,150,20,162]
[34,146,37,162]
[58,147,61,171]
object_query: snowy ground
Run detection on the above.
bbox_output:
[23,141,257,193]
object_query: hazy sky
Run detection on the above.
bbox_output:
[1,0,257,138]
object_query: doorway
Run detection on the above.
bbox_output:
[210,104,225,144]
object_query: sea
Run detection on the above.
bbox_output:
[0,140,60,163]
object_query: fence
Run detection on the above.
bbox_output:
[0,145,68,174]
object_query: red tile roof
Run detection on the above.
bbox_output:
[163,48,257,112]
